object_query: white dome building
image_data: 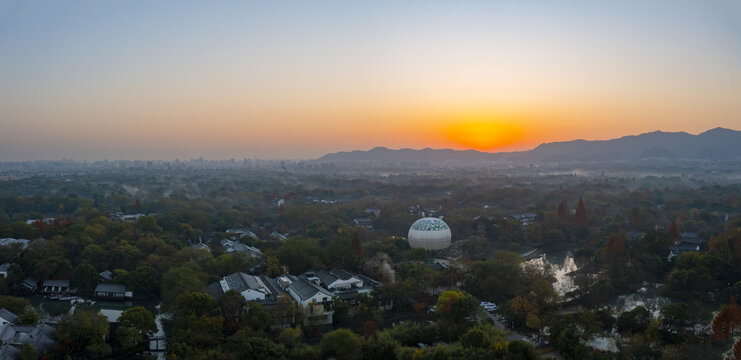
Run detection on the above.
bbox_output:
[408,217,451,250]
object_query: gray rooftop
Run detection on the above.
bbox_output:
[95,283,126,293]
[42,280,70,287]
[0,309,18,324]
[289,276,332,301]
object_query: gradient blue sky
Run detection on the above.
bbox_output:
[1,0,740,160]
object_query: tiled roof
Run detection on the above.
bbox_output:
[95,283,126,293]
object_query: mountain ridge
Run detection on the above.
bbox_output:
[316,128,741,163]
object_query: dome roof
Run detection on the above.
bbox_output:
[408,217,451,250]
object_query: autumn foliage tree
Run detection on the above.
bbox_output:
[711,297,741,342]
[573,197,588,229]
[558,200,570,222]
[669,220,680,243]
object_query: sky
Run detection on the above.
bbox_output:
[1,0,740,160]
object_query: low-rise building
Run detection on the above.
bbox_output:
[508,213,537,227]
[270,231,288,241]
[220,240,262,258]
[99,270,115,282]
[0,309,18,325]
[669,232,706,258]
[0,239,30,252]
[0,264,10,279]
[211,272,281,305]
[225,229,258,241]
[208,269,384,326]
[40,280,70,294]
[281,275,335,326]
[352,218,373,229]
[94,283,132,300]
[0,316,57,358]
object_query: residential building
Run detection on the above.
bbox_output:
[0,309,17,325]
[508,213,537,227]
[225,229,258,241]
[0,315,57,359]
[40,280,70,294]
[99,270,115,282]
[209,272,281,306]
[94,283,132,300]
[0,264,9,279]
[220,240,262,258]
[669,232,706,258]
[352,218,373,229]
[0,239,30,251]
[281,275,335,326]
[270,231,288,241]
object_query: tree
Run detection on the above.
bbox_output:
[161,266,205,309]
[245,302,273,333]
[508,339,540,360]
[320,329,362,360]
[171,314,223,349]
[436,290,479,340]
[550,317,588,360]
[668,220,680,243]
[175,292,213,317]
[352,232,363,257]
[617,306,651,334]
[710,297,741,342]
[125,265,160,297]
[558,200,570,222]
[72,263,99,296]
[659,303,689,343]
[573,197,587,229]
[56,310,110,355]
[277,326,302,348]
[236,337,286,360]
[117,306,157,345]
[465,252,525,302]
[218,289,246,334]
[18,344,36,360]
[361,331,399,360]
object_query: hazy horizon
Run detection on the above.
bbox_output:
[2,1,740,161]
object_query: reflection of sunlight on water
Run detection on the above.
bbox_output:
[525,251,579,297]
[610,282,669,318]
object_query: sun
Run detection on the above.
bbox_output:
[446,121,523,151]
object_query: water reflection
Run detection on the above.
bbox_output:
[525,251,579,297]
[610,282,669,317]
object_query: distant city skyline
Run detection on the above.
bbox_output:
[1,1,740,161]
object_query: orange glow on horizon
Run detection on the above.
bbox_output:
[445,121,524,151]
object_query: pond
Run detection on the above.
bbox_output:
[525,250,579,298]
[608,282,669,318]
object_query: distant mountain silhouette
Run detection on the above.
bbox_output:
[316,128,741,163]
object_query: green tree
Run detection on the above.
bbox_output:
[72,263,99,296]
[237,337,286,360]
[116,306,157,348]
[465,252,525,302]
[125,265,160,297]
[659,303,689,344]
[616,306,651,334]
[218,289,246,334]
[56,310,110,355]
[549,317,588,360]
[320,328,362,360]
[277,326,302,348]
[161,266,206,308]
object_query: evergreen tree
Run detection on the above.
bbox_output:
[574,198,587,229]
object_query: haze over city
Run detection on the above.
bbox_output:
[1,0,740,161]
